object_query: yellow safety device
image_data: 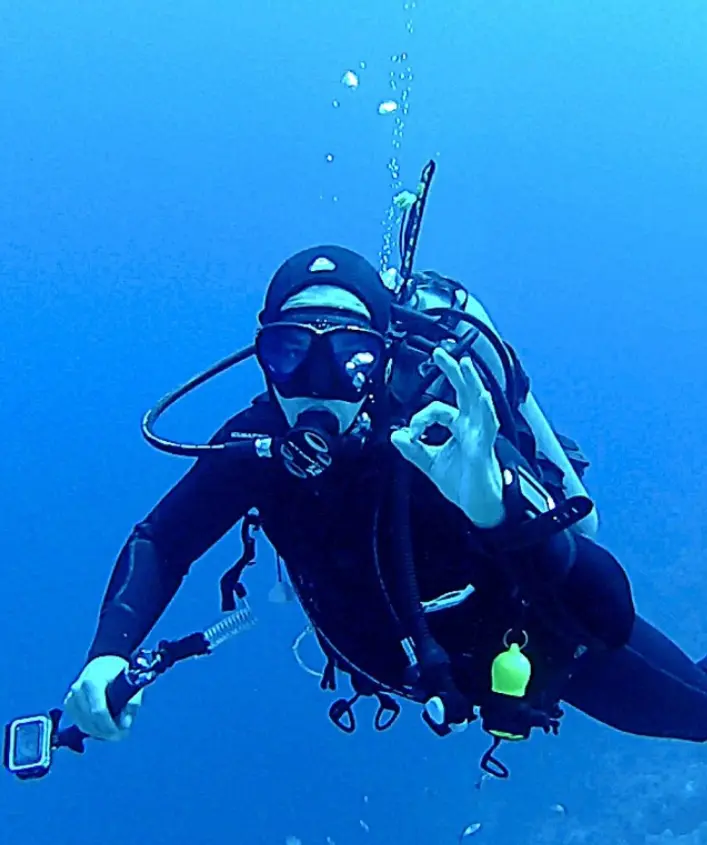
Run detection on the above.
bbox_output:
[491,640,532,699]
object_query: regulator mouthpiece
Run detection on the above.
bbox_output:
[279,409,339,479]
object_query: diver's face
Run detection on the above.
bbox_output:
[257,286,384,433]
[272,392,366,433]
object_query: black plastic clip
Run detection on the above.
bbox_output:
[480,736,510,779]
[373,693,401,731]
[329,694,360,734]
[220,513,261,611]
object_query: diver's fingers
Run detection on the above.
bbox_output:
[459,356,498,431]
[408,401,459,440]
[81,681,125,742]
[64,655,132,742]
[433,348,471,414]
[64,683,121,741]
[391,428,434,474]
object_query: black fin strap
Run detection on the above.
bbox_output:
[220,512,261,611]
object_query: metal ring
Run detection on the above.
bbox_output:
[502,628,529,650]
[292,626,324,678]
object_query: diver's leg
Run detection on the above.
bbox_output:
[563,616,707,741]
[558,533,635,649]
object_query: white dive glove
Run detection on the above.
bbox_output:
[64,655,144,742]
[391,347,505,529]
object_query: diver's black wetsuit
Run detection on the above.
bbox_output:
[88,396,707,743]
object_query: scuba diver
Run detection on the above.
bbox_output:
[62,243,707,772]
[50,156,706,772]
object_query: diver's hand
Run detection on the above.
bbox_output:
[64,655,143,741]
[391,348,505,528]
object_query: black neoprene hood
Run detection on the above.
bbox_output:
[259,245,394,333]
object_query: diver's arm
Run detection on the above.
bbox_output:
[86,432,259,661]
[461,293,598,537]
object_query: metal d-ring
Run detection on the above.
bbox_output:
[502,628,529,650]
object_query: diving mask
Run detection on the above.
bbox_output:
[255,317,387,403]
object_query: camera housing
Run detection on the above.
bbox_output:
[4,714,55,780]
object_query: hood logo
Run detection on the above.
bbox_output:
[308,257,337,273]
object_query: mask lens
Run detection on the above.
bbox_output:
[256,325,314,386]
[257,323,386,401]
[328,329,385,395]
